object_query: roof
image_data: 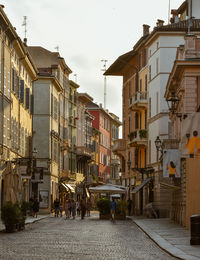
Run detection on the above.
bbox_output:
[77,93,93,104]
[28,46,72,74]
[104,50,136,76]
[105,19,200,76]
[87,102,116,120]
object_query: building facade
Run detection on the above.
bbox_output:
[28,46,72,212]
[0,5,37,209]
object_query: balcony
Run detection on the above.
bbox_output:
[112,139,126,157]
[111,158,120,165]
[129,129,148,147]
[129,91,148,111]
[76,146,92,158]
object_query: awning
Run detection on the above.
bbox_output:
[132,177,151,194]
[160,182,181,190]
[65,183,75,192]
[61,183,75,193]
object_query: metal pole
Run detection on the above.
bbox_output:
[101,59,108,109]
[104,76,107,109]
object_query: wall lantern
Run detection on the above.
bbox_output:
[166,91,180,114]
[154,136,163,153]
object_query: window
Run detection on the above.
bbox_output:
[156,92,159,114]
[128,116,131,134]
[149,65,151,81]
[156,58,159,75]
[25,88,30,109]
[7,118,10,145]
[3,115,6,145]
[140,79,142,92]
[4,67,6,96]
[53,97,58,120]
[149,98,151,118]
[135,112,139,129]
[145,74,148,91]
[7,71,10,99]
[20,79,24,103]
[128,81,131,98]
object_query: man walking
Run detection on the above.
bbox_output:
[110,198,116,222]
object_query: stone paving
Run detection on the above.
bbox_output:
[131,217,200,260]
[0,213,176,260]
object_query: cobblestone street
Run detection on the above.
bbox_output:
[0,213,177,260]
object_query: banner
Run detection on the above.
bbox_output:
[163,149,180,178]
[181,112,200,158]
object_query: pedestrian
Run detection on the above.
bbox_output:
[59,202,63,217]
[86,199,91,217]
[68,199,72,217]
[128,198,132,216]
[54,198,60,217]
[76,199,80,216]
[65,199,70,219]
[110,198,116,222]
[29,197,34,217]
[32,198,39,218]
[80,197,86,219]
[71,199,76,219]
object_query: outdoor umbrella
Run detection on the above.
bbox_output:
[89,185,126,194]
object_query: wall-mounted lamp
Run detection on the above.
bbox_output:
[166,91,180,115]
[154,136,163,154]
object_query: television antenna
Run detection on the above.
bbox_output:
[101,59,108,109]
[22,16,27,39]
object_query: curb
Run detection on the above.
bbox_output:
[128,217,199,260]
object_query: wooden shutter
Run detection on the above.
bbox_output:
[25,88,30,109]
[20,79,24,103]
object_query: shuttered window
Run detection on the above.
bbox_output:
[25,88,30,109]
[20,79,24,103]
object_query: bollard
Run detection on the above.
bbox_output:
[190,214,200,245]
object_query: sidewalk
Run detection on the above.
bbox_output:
[0,214,49,232]
[128,216,200,260]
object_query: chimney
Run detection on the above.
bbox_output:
[156,19,164,27]
[171,9,179,24]
[24,38,27,46]
[143,24,150,36]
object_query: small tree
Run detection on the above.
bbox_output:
[96,198,110,215]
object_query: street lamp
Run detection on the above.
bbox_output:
[166,91,180,114]
[118,171,122,185]
[154,136,163,153]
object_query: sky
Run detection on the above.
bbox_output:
[2,0,184,125]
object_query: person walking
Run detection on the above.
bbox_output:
[128,199,132,216]
[86,199,91,217]
[54,198,60,217]
[59,202,63,217]
[76,199,80,216]
[110,198,117,222]
[32,198,39,218]
[80,197,86,219]
[65,199,70,219]
[71,199,76,219]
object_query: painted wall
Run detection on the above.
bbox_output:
[185,158,200,229]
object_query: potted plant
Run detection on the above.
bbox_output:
[1,202,26,232]
[139,129,147,139]
[115,200,128,220]
[96,198,111,219]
